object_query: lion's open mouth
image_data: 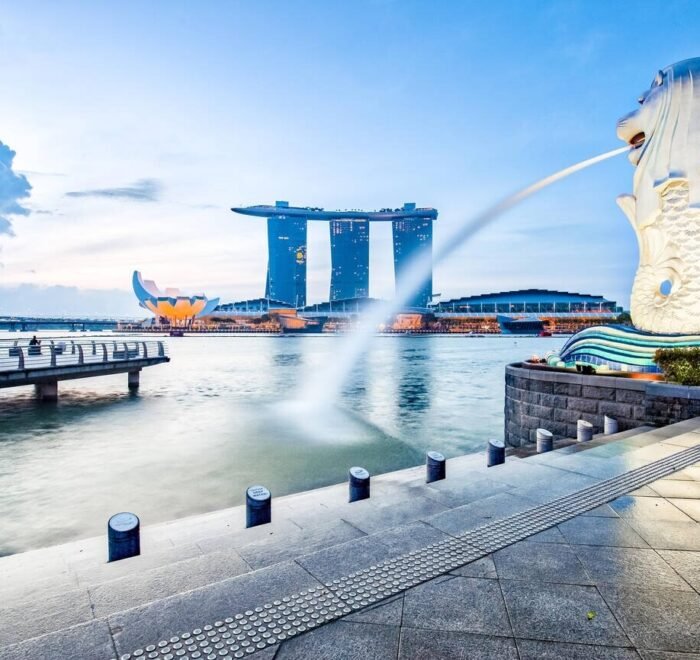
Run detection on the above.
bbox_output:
[630,132,646,148]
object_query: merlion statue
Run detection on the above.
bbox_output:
[550,59,700,373]
[617,58,700,334]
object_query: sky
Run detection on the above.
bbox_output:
[0,0,699,317]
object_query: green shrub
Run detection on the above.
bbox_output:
[654,347,700,385]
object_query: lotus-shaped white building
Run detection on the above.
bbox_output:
[132,271,219,323]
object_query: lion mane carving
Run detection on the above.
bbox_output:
[617,57,700,334]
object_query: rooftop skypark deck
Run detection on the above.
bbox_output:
[230,204,438,221]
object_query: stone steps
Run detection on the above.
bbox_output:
[2,419,699,658]
[0,425,660,601]
[0,425,662,601]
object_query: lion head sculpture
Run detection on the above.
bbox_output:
[617,58,700,334]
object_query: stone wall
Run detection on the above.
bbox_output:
[505,363,700,447]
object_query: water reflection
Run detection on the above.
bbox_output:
[271,346,303,368]
[0,388,138,442]
[396,342,433,416]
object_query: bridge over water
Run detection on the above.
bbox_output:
[0,316,135,332]
[0,338,169,399]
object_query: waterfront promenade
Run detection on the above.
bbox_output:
[1,420,699,658]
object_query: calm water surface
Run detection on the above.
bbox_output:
[0,332,563,554]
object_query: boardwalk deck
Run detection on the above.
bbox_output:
[0,338,169,395]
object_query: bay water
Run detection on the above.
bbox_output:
[0,332,556,554]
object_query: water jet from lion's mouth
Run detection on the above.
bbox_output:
[295,145,631,412]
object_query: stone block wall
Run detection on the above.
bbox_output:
[505,363,700,447]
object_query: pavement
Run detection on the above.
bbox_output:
[1,420,699,659]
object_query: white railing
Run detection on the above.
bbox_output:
[0,339,168,373]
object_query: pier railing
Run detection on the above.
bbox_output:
[0,339,168,373]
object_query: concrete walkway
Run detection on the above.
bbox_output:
[1,421,699,659]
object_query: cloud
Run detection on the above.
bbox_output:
[0,283,139,317]
[59,234,179,257]
[0,141,32,236]
[189,203,220,210]
[17,170,65,177]
[65,178,162,202]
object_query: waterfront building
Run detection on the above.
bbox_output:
[392,203,433,308]
[329,220,369,300]
[300,297,380,314]
[435,289,620,315]
[265,201,308,308]
[209,289,621,335]
[433,289,621,334]
[215,298,294,314]
[132,271,219,325]
[231,202,438,308]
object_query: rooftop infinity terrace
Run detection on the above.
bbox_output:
[231,204,438,221]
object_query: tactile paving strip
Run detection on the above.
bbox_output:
[325,536,484,606]
[116,444,700,660]
[122,586,350,660]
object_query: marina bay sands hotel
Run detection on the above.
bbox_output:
[231,202,438,308]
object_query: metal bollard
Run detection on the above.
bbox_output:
[536,428,554,453]
[604,415,619,435]
[487,439,505,467]
[246,485,271,528]
[577,419,594,442]
[108,512,140,562]
[426,451,446,483]
[348,466,370,502]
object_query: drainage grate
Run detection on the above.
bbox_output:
[116,443,700,660]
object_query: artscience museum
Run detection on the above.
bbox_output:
[132,270,220,324]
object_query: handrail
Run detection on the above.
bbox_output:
[0,338,169,374]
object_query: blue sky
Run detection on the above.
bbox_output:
[0,0,698,316]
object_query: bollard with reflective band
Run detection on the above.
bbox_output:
[577,419,594,442]
[487,439,505,467]
[108,512,140,562]
[536,428,554,453]
[426,451,446,483]
[604,415,619,435]
[246,485,271,528]
[348,466,370,502]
